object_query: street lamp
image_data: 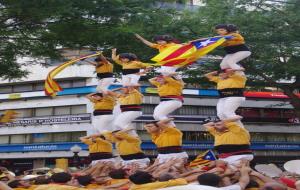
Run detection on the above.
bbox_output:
[70,145,82,168]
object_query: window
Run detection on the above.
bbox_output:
[16,109,34,118]
[35,107,53,117]
[71,105,86,114]
[13,84,33,92]
[71,131,86,142]
[53,133,70,142]
[54,106,71,116]
[142,105,155,114]
[0,136,9,144]
[59,81,72,88]
[73,80,86,87]
[0,86,12,93]
[10,134,31,144]
[33,83,45,91]
[32,133,52,143]
[198,107,216,116]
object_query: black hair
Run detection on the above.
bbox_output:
[215,24,238,33]
[158,174,175,182]
[92,93,103,97]
[145,120,159,127]
[129,171,154,185]
[34,176,51,185]
[246,180,259,189]
[119,53,137,61]
[8,180,21,188]
[111,130,121,134]
[153,35,174,43]
[202,117,221,124]
[109,169,127,179]
[197,173,222,187]
[50,172,72,183]
[76,175,93,186]
[94,57,102,62]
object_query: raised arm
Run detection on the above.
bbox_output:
[106,90,120,97]
[85,93,97,102]
[237,165,251,190]
[157,118,175,129]
[135,33,156,47]
[204,71,218,79]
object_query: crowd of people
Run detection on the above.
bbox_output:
[0,24,299,190]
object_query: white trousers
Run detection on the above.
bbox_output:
[153,100,182,121]
[122,74,140,86]
[121,158,150,168]
[219,154,254,166]
[157,152,189,164]
[220,51,251,70]
[96,77,114,93]
[90,158,117,166]
[113,111,142,135]
[217,97,245,120]
[92,115,114,133]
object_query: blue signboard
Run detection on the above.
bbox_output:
[0,141,299,153]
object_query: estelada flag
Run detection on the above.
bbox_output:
[44,52,102,97]
[189,150,217,168]
[151,36,231,68]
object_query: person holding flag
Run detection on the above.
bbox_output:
[135,34,182,76]
[215,24,251,71]
[149,74,184,124]
[111,48,152,86]
[84,53,114,94]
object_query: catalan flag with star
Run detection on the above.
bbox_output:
[189,150,217,168]
[151,36,232,67]
[44,52,102,97]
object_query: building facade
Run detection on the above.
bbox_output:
[0,55,299,171]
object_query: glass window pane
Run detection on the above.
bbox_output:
[54,106,71,116]
[0,136,9,144]
[142,105,155,115]
[0,86,13,93]
[16,109,33,118]
[32,133,52,143]
[71,132,86,142]
[13,84,33,92]
[53,133,70,142]
[35,107,53,117]
[198,107,216,116]
[59,81,72,88]
[71,105,86,114]
[33,83,45,91]
[72,80,86,87]
[10,134,30,144]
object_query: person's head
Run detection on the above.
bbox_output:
[129,171,154,185]
[246,180,259,189]
[109,169,129,179]
[119,53,137,63]
[34,176,51,185]
[50,172,72,183]
[8,180,31,188]
[215,24,238,35]
[155,76,166,85]
[144,121,160,133]
[197,173,222,187]
[92,93,103,101]
[94,57,102,63]
[153,35,174,45]
[76,175,93,186]
[260,182,287,190]
[158,174,175,182]
[217,69,231,79]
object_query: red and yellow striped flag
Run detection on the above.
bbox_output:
[151,36,228,67]
[44,52,102,97]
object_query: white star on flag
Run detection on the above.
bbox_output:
[200,39,213,47]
